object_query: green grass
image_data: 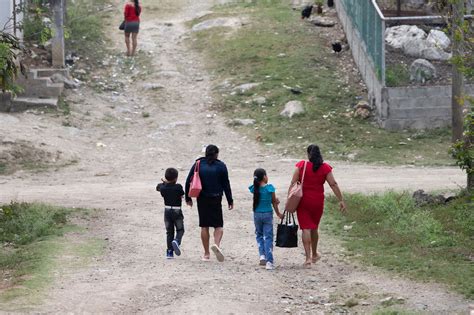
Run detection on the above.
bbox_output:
[65,0,111,56]
[386,64,411,87]
[325,192,474,298]
[0,202,103,306]
[188,2,453,165]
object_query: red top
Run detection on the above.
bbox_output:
[124,3,141,22]
[296,161,333,194]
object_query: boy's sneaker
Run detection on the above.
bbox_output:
[265,262,274,270]
[259,255,266,266]
[172,240,181,256]
[166,249,174,259]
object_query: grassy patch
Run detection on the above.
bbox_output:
[325,192,474,298]
[0,202,103,306]
[188,2,453,165]
[386,64,411,87]
[65,0,111,57]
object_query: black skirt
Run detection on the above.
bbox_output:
[197,196,223,228]
[124,21,140,33]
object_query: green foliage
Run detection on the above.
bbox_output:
[326,192,474,298]
[65,0,109,55]
[0,202,70,246]
[0,32,23,93]
[386,64,410,87]
[22,4,52,44]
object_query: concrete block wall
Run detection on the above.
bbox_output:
[382,84,474,130]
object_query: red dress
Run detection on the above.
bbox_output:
[124,3,141,22]
[295,160,333,230]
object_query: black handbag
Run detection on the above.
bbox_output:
[119,21,125,30]
[276,211,299,248]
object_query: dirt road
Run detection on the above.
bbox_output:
[0,0,470,313]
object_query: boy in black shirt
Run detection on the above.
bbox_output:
[156,168,185,259]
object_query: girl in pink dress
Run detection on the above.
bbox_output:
[289,145,347,268]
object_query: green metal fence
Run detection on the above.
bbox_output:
[340,0,386,83]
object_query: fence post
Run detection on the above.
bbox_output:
[51,0,65,67]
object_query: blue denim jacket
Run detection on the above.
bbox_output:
[185,158,233,205]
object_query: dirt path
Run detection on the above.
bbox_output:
[0,0,470,313]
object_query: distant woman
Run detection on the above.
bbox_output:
[185,145,234,262]
[123,0,141,56]
[289,144,346,268]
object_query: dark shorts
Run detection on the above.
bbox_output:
[125,21,140,33]
[197,196,223,228]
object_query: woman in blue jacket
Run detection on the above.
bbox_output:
[185,145,233,262]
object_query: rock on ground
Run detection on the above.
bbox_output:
[280,100,304,118]
[228,118,256,126]
[233,82,261,94]
[385,25,426,49]
[402,38,452,61]
[310,16,337,27]
[51,73,80,89]
[192,17,244,32]
[410,59,437,83]
[426,29,451,50]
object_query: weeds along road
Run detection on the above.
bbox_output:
[0,0,470,313]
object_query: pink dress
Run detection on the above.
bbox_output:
[295,160,333,230]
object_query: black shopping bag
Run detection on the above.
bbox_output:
[276,211,299,248]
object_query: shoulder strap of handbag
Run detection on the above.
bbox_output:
[301,161,307,184]
[195,160,200,173]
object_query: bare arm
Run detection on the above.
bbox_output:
[288,167,300,195]
[326,172,347,213]
[271,192,283,219]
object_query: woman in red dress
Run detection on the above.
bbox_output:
[289,144,347,268]
[123,0,142,56]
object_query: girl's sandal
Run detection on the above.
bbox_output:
[303,261,312,269]
[201,255,210,262]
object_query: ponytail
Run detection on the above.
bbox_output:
[134,0,141,16]
[252,168,266,211]
[307,144,323,172]
[205,144,219,165]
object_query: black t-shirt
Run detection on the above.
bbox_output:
[157,182,184,207]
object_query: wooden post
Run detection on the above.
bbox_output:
[396,0,401,17]
[451,0,465,143]
[51,0,65,67]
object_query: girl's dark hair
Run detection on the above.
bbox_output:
[253,168,266,211]
[205,144,219,164]
[307,144,323,172]
[134,0,141,16]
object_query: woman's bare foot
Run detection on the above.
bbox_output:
[201,254,210,261]
[304,260,312,269]
[312,252,321,263]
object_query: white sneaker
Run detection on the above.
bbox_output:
[259,255,266,266]
[265,262,274,270]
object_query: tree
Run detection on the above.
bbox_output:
[447,0,474,193]
[0,32,25,94]
[451,0,465,143]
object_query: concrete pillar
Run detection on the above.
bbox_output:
[51,0,65,67]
